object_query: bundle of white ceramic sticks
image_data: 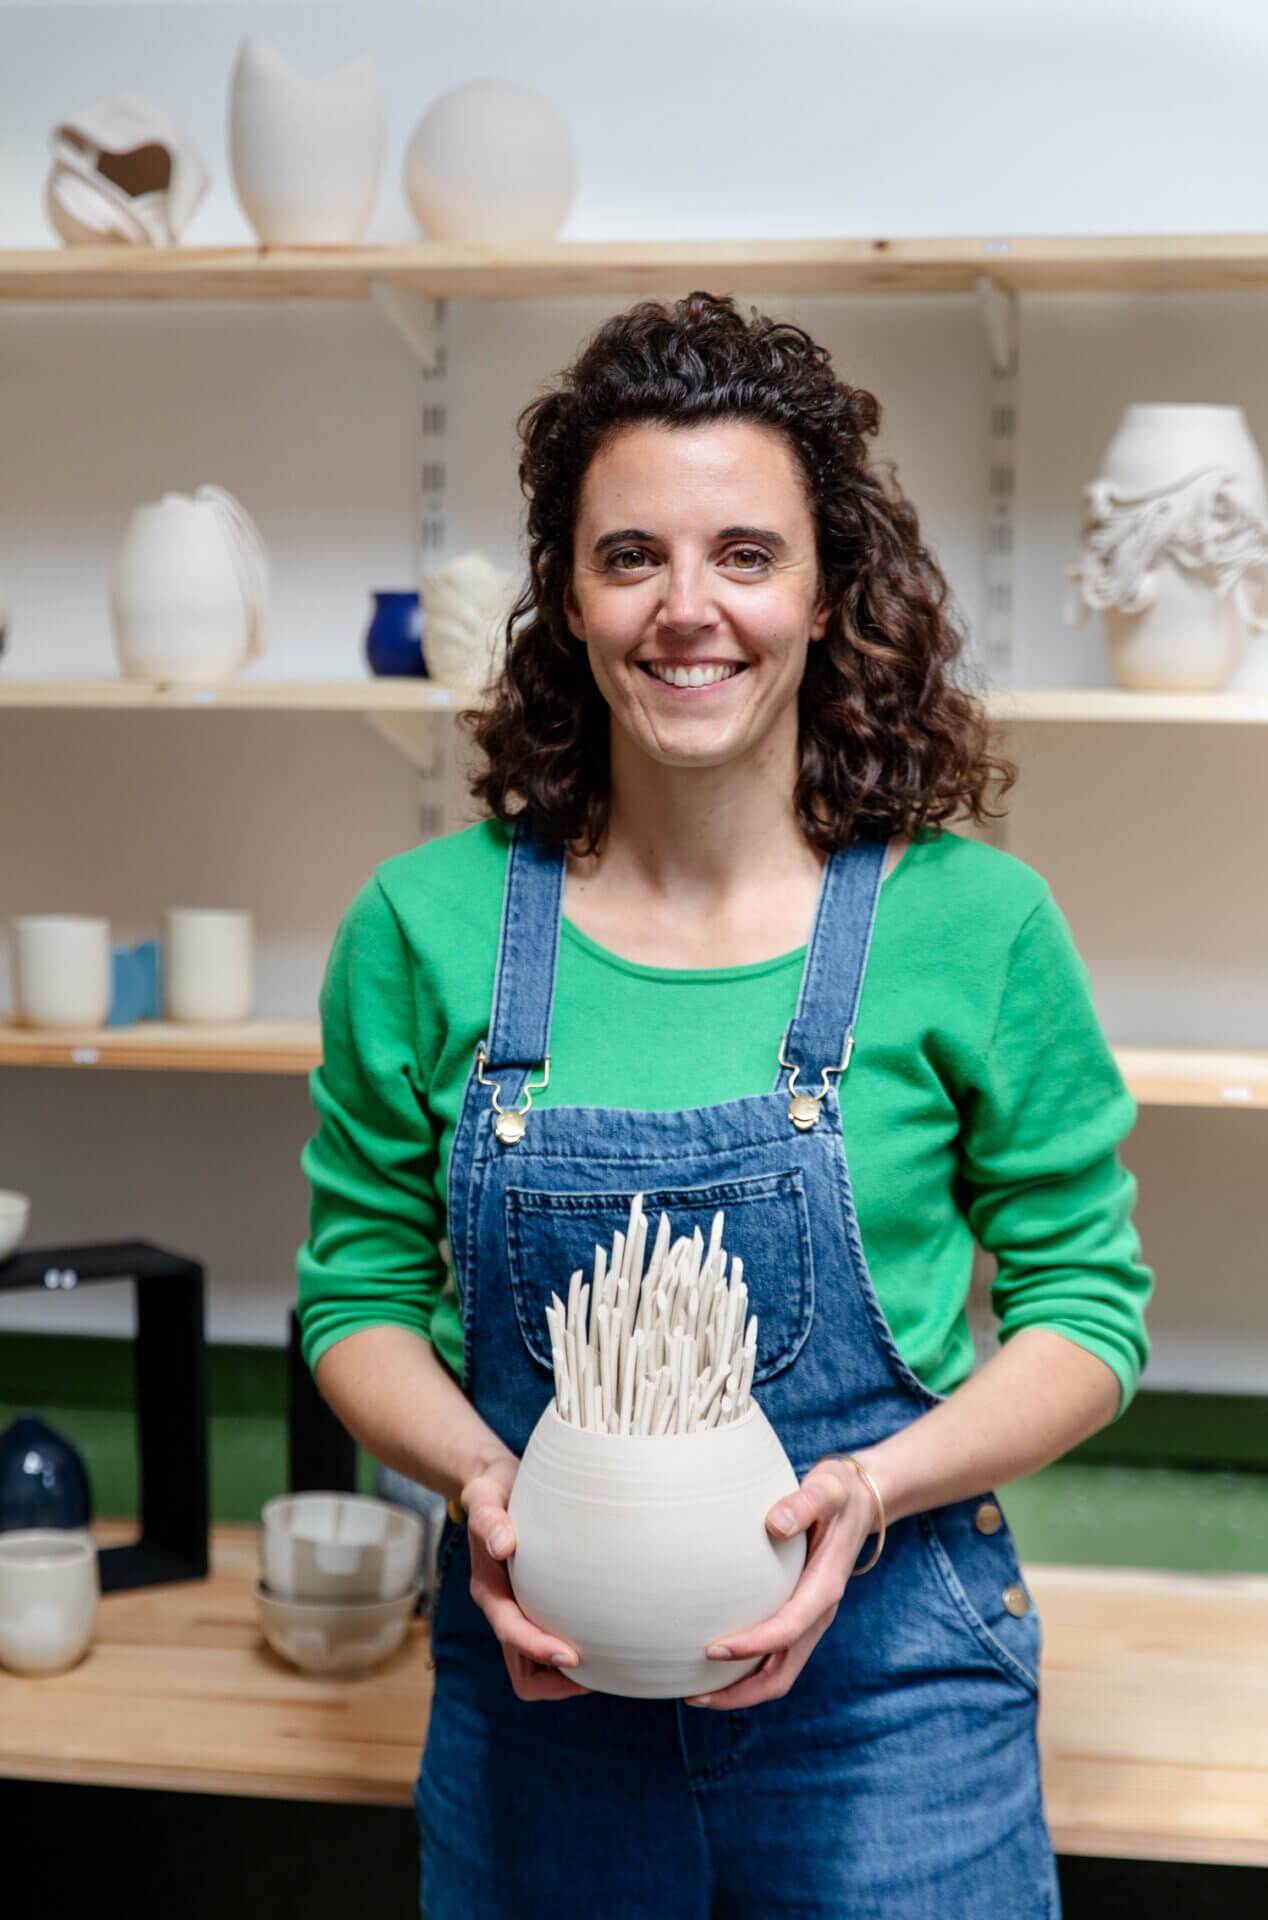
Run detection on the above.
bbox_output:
[543,1193,758,1436]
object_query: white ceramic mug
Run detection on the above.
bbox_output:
[11,915,112,1028]
[0,1529,99,1675]
[163,909,253,1024]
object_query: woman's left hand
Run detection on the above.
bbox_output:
[685,1457,879,1710]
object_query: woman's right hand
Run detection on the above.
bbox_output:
[460,1454,589,1702]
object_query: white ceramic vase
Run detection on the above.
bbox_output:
[507,1399,806,1699]
[163,909,253,1024]
[403,79,574,244]
[11,916,112,1028]
[419,550,519,691]
[110,485,268,684]
[1066,404,1268,691]
[229,36,384,245]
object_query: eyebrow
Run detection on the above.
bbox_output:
[591,524,790,556]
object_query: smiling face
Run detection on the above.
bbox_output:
[563,421,830,780]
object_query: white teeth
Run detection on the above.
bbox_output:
[645,661,741,688]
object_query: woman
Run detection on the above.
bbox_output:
[297,292,1152,1917]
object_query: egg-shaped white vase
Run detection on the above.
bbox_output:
[507,1400,806,1699]
[403,79,574,244]
[1067,404,1268,691]
[229,36,384,245]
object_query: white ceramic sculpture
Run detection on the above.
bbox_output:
[110,485,268,684]
[420,550,519,691]
[403,79,575,244]
[508,1399,805,1699]
[229,36,384,245]
[44,93,208,247]
[1066,404,1268,691]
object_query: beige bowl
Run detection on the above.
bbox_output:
[0,1191,31,1262]
[254,1579,419,1675]
[260,1492,424,1602]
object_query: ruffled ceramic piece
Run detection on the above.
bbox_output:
[404,79,575,244]
[44,92,208,247]
[1066,404,1268,691]
[109,486,269,684]
[229,36,384,245]
[419,550,519,691]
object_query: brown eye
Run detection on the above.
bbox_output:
[729,547,771,571]
[607,548,650,571]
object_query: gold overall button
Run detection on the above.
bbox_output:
[1002,1584,1030,1618]
[974,1501,1003,1535]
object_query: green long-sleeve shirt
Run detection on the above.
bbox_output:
[297,821,1152,1418]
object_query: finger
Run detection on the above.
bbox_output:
[707,1586,841,1663]
[473,1560,581,1669]
[467,1500,516,1560]
[766,1465,849,1539]
[504,1646,590,1702]
[687,1641,807,1711]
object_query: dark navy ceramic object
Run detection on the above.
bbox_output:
[0,1415,94,1532]
[365,590,427,677]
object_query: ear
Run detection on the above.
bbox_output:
[562,578,585,643]
[809,592,831,643]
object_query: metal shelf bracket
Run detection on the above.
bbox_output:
[369,283,446,370]
[975,272,1019,378]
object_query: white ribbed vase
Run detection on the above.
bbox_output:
[507,1400,805,1700]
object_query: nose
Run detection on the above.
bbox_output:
[657,558,719,637]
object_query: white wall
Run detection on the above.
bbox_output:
[1,1,1265,1390]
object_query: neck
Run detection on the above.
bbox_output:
[587,720,822,910]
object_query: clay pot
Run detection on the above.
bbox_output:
[507,1399,805,1699]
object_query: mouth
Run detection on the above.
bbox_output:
[637,660,747,690]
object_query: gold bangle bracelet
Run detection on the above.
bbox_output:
[447,1497,465,1524]
[811,1451,887,1574]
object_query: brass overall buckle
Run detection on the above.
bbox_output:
[476,1048,551,1146]
[778,1031,854,1131]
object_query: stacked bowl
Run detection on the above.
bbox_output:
[256,1492,423,1675]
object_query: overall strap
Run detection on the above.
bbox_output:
[482,821,566,1086]
[775,836,888,1092]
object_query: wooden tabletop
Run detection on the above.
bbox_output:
[1,1525,1265,1864]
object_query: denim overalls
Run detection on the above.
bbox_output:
[416,824,1061,1919]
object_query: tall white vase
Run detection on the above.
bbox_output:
[1067,404,1268,691]
[507,1400,806,1699]
[229,37,384,245]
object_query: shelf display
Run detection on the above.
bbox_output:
[109,484,268,684]
[228,36,384,246]
[43,92,208,247]
[403,79,574,244]
[1066,404,1268,691]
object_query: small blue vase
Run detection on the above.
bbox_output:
[365,590,427,677]
[0,1415,94,1532]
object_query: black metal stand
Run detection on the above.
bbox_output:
[0,1240,208,1591]
[287,1308,357,1496]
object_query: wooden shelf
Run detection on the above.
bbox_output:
[1115,1046,1268,1110]
[0,1020,1262,1106]
[10,235,1268,304]
[0,677,452,711]
[0,1018,319,1075]
[4,679,1268,723]
[1,1523,1266,1864]
[986,687,1268,724]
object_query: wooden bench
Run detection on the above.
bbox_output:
[1,1524,1264,1866]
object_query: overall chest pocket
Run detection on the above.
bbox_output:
[504,1170,815,1383]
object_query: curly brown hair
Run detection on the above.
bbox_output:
[465,291,1013,852]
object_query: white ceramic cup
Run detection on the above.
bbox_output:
[11,916,111,1028]
[163,909,253,1024]
[0,1529,99,1675]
